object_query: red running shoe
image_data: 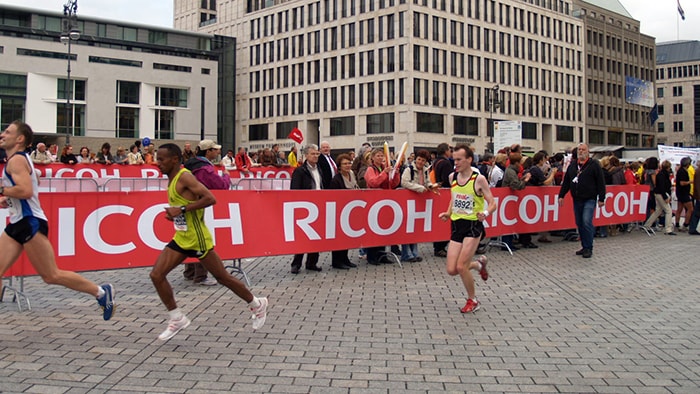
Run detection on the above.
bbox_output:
[477,255,488,281]
[460,298,481,313]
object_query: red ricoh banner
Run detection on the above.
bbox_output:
[0,163,293,180]
[1,186,648,277]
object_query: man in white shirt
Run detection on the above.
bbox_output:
[317,141,336,188]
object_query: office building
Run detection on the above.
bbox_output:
[176,0,588,154]
[0,4,235,148]
[655,40,700,147]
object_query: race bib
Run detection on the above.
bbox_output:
[453,193,474,215]
[173,214,188,231]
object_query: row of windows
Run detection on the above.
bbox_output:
[249,79,583,123]
[249,114,578,142]
[413,12,465,46]
[586,29,654,62]
[656,122,685,133]
[587,79,623,98]
[587,55,654,82]
[588,129,655,148]
[250,79,406,118]
[656,64,700,80]
[249,14,405,65]
[587,104,651,126]
[249,49,581,95]
[656,86,684,99]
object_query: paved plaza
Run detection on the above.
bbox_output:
[0,230,698,393]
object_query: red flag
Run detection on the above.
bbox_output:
[288,127,303,143]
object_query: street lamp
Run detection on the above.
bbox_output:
[487,84,501,153]
[60,0,79,145]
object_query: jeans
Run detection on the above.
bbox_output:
[688,199,700,233]
[574,199,596,250]
[401,244,418,261]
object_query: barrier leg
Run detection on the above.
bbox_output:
[1,277,31,312]
[486,237,513,256]
[224,259,251,287]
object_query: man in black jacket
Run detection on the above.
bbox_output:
[558,143,606,258]
[317,141,337,189]
[432,143,453,257]
[289,144,323,274]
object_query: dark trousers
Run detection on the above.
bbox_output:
[331,249,350,265]
[183,263,209,282]
[689,199,700,233]
[366,246,387,264]
[291,253,319,269]
[433,240,448,253]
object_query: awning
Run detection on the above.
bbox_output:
[589,145,624,153]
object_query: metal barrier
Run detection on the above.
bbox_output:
[232,178,291,190]
[37,178,100,192]
[102,177,169,192]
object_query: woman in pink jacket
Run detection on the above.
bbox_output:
[362,148,400,265]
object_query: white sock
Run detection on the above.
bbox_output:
[168,308,184,320]
[96,286,105,298]
[248,296,261,309]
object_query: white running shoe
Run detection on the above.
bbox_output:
[158,316,191,341]
[251,297,268,330]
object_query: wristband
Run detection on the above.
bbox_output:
[482,210,489,217]
[180,206,187,213]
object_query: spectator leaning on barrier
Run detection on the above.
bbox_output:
[558,143,607,258]
[127,144,144,165]
[502,145,534,250]
[400,149,439,263]
[95,142,114,165]
[76,146,92,164]
[352,142,372,177]
[143,144,156,164]
[220,149,235,168]
[30,142,53,165]
[60,145,78,165]
[329,153,360,270]
[235,147,253,173]
[113,147,128,165]
[181,139,230,286]
[289,144,324,274]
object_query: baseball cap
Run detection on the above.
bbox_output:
[198,139,222,150]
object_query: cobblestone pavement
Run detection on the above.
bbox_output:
[1,229,698,393]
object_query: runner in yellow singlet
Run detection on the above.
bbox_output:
[439,144,497,314]
[150,143,268,341]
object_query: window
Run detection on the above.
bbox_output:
[522,122,537,139]
[57,79,86,136]
[153,63,192,73]
[673,121,684,132]
[625,133,639,147]
[416,112,444,133]
[608,131,622,145]
[117,81,140,104]
[673,86,683,96]
[673,103,683,114]
[89,56,142,68]
[556,125,574,141]
[330,116,355,136]
[276,121,297,139]
[154,109,174,139]
[156,87,188,107]
[116,107,139,138]
[588,129,605,145]
[657,87,664,98]
[0,73,27,123]
[453,116,478,136]
[249,124,269,140]
[366,113,395,134]
[657,122,665,133]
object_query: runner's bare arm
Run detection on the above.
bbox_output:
[179,171,217,209]
[2,155,34,199]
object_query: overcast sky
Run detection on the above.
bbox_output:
[4,0,699,43]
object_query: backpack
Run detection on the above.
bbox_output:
[429,157,445,184]
[402,164,415,182]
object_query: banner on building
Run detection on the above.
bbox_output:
[625,76,655,108]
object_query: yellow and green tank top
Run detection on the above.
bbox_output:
[450,172,484,221]
[169,168,214,253]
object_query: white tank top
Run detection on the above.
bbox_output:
[2,152,48,224]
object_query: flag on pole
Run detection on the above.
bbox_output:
[288,127,303,143]
[678,0,686,20]
[649,103,659,126]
